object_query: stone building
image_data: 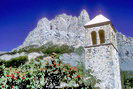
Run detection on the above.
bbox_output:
[84,14,122,89]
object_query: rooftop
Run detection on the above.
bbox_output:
[85,14,110,26]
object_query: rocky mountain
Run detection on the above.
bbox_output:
[117,33,133,71]
[18,9,90,49]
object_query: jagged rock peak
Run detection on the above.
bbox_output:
[80,9,89,17]
[37,17,50,30]
[78,9,90,26]
[18,9,90,49]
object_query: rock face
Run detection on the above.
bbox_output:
[28,52,43,61]
[116,33,133,71]
[19,10,90,49]
[60,53,84,66]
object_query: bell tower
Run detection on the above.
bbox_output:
[84,14,122,89]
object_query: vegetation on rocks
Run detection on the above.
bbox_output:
[74,46,84,56]
[16,43,74,55]
[0,43,75,57]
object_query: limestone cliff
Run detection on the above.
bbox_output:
[19,10,90,49]
[117,33,133,71]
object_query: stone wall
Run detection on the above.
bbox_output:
[111,45,122,89]
[85,44,121,89]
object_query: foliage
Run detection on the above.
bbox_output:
[74,46,85,55]
[1,56,28,68]
[0,59,5,66]
[0,54,99,89]
[5,43,75,56]
[43,44,74,55]
[121,71,133,89]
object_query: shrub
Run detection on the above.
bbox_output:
[0,59,5,66]
[1,43,75,56]
[42,45,74,55]
[0,54,99,89]
[74,46,84,55]
[4,56,28,68]
[16,43,75,55]
[121,71,133,89]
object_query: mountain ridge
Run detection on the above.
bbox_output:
[18,9,90,49]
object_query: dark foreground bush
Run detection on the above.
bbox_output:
[121,71,133,89]
[0,59,5,66]
[3,56,28,68]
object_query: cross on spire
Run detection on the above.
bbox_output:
[98,9,102,14]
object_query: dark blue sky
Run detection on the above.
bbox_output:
[0,0,133,51]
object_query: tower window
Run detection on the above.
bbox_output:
[91,31,97,45]
[99,30,105,44]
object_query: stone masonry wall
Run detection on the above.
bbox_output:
[85,44,121,89]
[111,46,122,89]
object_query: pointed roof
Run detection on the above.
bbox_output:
[84,14,111,27]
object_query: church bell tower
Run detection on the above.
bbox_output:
[84,14,122,89]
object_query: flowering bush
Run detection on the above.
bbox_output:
[0,54,100,89]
